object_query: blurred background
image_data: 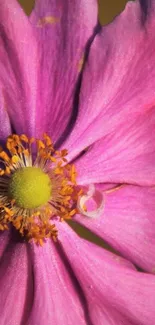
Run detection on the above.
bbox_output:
[18,0,128,24]
[17,0,128,250]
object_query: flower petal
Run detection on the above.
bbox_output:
[0,87,11,140]
[27,239,87,325]
[64,0,155,161]
[75,109,155,186]
[58,222,155,325]
[30,0,98,143]
[0,0,39,136]
[0,234,33,325]
[75,185,155,273]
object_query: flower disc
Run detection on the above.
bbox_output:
[8,167,51,209]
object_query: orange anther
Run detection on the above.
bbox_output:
[23,149,29,156]
[0,169,4,176]
[4,207,13,216]
[37,140,45,150]
[20,134,29,143]
[61,149,68,157]
[0,151,10,162]
[12,134,20,143]
[50,156,57,162]
[29,137,35,144]
[43,133,52,146]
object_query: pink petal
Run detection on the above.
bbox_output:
[27,240,87,325]
[75,109,155,186]
[0,0,38,136]
[0,230,10,259]
[58,222,155,325]
[0,87,11,140]
[30,0,98,143]
[75,185,155,273]
[0,234,33,325]
[64,0,155,162]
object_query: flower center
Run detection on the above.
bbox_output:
[0,134,80,245]
[8,167,51,209]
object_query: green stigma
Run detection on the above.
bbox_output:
[8,167,51,209]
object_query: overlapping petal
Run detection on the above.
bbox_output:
[75,185,155,273]
[0,221,155,325]
[0,0,38,137]
[30,0,98,143]
[75,108,155,185]
[27,240,87,325]
[58,222,155,325]
[0,234,33,325]
[64,0,155,165]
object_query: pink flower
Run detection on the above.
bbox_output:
[0,0,155,324]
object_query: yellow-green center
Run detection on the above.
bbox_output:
[8,167,51,209]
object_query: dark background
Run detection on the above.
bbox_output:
[18,0,128,24]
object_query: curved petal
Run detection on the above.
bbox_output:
[58,222,155,325]
[30,0,98,143]
[75,185,155,273]
[0,236,33,325]
[75,108,155,186]
[64,0,155,162]
[27,239,87,325]
[0,0,39,136]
